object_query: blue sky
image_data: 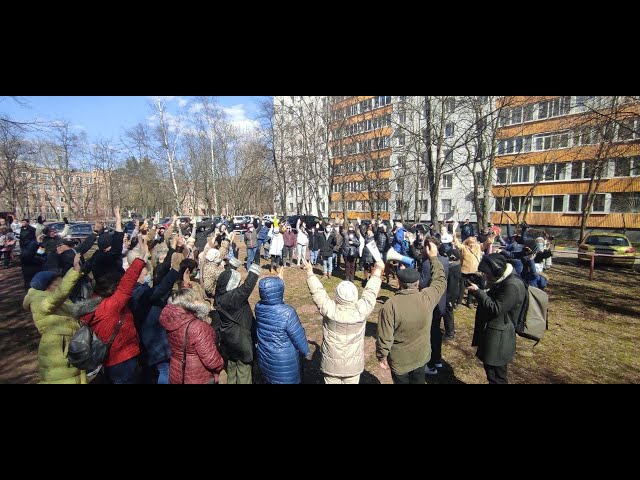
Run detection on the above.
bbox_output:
[0,96,265,140]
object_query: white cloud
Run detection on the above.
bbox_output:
[178,98,188,107]
[223,104,257,131]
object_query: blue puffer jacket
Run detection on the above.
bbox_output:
[255,277,310,384]
[392,227,407,255]
[257,225,270,242]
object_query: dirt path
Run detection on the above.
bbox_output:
[0,262,39,384]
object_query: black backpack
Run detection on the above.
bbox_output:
[67,312,125,374]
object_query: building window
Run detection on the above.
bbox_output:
[571,161,583,179]
[444,149,453,164]
[398,134,406,146]
[611,193,640,213]
[592,194,606,213]
[614,158,631,177]
[445,123,454,138]
[396,178,404,191]
[289,203,293,211]
[568,194,581,212]
[444,98,456,113]
[399,112,407,124]
[441,199,452,214]
[419,199,429,211]
[511,166,530,183]
[496,168,507,184]
[442,174,453,189]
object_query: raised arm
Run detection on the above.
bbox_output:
[421,244,446,302]
[355,262,383,318]
[304,259,336,318]
[43,257,83,312]
[103,240,148,312]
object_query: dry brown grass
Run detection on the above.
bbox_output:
[3,242,639,384]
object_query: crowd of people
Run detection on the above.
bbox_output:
[6,208,553,384]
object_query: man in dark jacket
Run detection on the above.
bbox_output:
[342,225,360,282]
[333,226,344,271]
[244,223,259,270]
[441,244,461,338]
[19,236,45,289]
[257,222,270,260]
[214,262,262,384]
[420,240,450,375]
[467,253,526,384]
[19,219,36,249]
[318,226,336,278]
[461,219,474,242]
[87,208,125,280]
[374,223,389,258]
[282,225,297,268]
[130,253,181,384]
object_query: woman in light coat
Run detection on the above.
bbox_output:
[296,220,309,268]
[268,226,285,274]
[302,258,383,384]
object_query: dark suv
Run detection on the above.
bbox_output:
[63,223,95,246]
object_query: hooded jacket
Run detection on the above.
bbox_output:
[307,273,381,377]
[23,268,86,384]
[255,277,309,384]
[87,231,125,279]
[214,265,260,363]
[160,303,223,384]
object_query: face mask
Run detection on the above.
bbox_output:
[37,248,45,255]
[143,274,151,285]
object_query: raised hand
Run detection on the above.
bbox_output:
[73,253,83,273]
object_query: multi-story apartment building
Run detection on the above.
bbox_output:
[491,96,640,238]
[328,96,478,223]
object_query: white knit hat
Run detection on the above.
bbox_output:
[206,248,220,263]
[335,281,358,305]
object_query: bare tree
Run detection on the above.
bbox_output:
[151,97,183,213]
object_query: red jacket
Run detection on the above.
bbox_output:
[81,258,144,367]
[283,231,297,247]
[159,304,224,384]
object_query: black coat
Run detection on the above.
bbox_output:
[471,270,526,366]
[214,271,259,363]
[375,231,389,254]
[361,236,375,264]
[342,233,360,258]
[87,231,125,279]
[446,261,462,305]
[319,233,336,258]
[20,238,44,287]
[19,225,36,248]
[308,232,321,251]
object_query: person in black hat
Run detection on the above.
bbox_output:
[466,253,526,384]
[86,206,125,280]
[376,242,447,384]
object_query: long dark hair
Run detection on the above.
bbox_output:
[93,270,125,297]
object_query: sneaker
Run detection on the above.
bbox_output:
[443,334,455,342]
[434,362,443,368]
[424,366,438,375]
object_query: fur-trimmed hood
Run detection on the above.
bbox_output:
[160,303,209,333]
[70,297,103,319]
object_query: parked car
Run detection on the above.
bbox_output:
[578,233,637,267]
[196,216,221,233]
[123,221,137,237]
[157,217,172,229]
[231,216,250,233]
[411,223,430,233]
[43,222,66,234]
[63,223,95,246]
[262,214,275,223]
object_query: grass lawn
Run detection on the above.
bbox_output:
[239,245,640,384]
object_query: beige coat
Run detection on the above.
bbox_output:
[307,274,382,377]
[453,236,482,274]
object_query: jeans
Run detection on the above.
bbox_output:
[297,244,307,265]
[156,361,170,384]
[323,256,333,275]
[428,311,443,369]
[484,364,508,384]
[310,250,319,264]
[334,252,342,270]
[283,245,294,266]
[2,249,11,267]
[444,304,455,336]
[246,247,258,270]
[257,240,264,258]
[105,357,139,384]
[391,364,426,384]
